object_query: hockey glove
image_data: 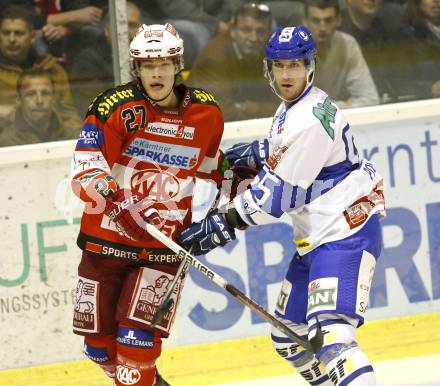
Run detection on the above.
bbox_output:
[176,209,236,256]
[105,189,164,241]
[224,139,269,170]
[226,165,259,199]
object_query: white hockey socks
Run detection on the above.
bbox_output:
[323,346,377,385]
[293,352,334,385]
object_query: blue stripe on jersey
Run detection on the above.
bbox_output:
[248,161,360,217]
[342,124,350,160]
[341,124,360,164]
[249,166,288,217]
[76,123,104,150]
[316,159,357,181]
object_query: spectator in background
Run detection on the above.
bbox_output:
[0,1,103,60]
[258,0,306,26]
[68,2,142,114]
[189,2,278,122]
[125,1,143,41]
[218,1,306,30]
[0,68,80,146]
[132,0,236,68]
[340,0,415,103]
[0,5,81,127]
[405,0,440,98]
[304,0,379,107]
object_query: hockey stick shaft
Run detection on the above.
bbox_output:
[151,187,224,327]
[145,223,322,353]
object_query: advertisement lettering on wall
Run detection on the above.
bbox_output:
[1,114,440,368]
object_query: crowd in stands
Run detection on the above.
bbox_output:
[0,0,439,147]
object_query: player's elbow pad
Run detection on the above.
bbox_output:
[71,169,119,203]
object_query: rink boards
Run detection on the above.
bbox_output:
[0,311,439,386]
[1,99,440,376]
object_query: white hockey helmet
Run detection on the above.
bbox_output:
[130,23,184,75]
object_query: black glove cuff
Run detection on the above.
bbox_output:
[221,202,248,230]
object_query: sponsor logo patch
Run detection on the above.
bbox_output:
[276,279,292,314]
[356,251,376,314]
[124,139,199,169]
[193,89,216,103]
[145,30,163,38]
[95,88,135,117]
[73,277,99,333]
[307,277,338,314]
[267,146,288,169]
[145,122,195,140]
[86,243,179,263]
[277,111,286,134]
[76,124,104,149]
[165,23,177,36]
[344,180,385,229]
[116,327,154,349]
[295,239,311,250]
[128,268,184,334]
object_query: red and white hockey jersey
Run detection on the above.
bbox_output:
[71,81,224,260]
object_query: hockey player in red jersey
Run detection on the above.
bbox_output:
[71,23,226,386]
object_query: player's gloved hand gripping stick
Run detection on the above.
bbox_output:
[146,222,323,354]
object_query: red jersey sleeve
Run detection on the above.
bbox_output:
[195,106,226,185]
[71,89,126,202]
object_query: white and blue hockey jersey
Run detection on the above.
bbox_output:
[233,87,385,255]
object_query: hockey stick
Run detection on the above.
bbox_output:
[151,185,225,328]
[145,223,324,353]
[150,246,191,327]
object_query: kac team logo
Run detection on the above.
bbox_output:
[116,365,141,385]
[131,169,180,202]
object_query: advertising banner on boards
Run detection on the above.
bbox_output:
[0,109,439,369]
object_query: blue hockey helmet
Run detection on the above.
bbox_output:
[264,26,317,102]
[265,25,317,63]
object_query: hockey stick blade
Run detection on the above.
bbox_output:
[151,298,174,326]
[310,316,324,354]
[150,255,190,328]
[145,223,323,353]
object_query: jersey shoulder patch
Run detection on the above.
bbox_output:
[86,82,143,122]
[186,86,219,107]
[312,95,338,140]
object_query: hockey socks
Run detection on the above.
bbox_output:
[320,345,377,385]
[84,334,117,379]
[114,323,163,386]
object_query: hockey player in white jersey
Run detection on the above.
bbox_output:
[177,25,385,385]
